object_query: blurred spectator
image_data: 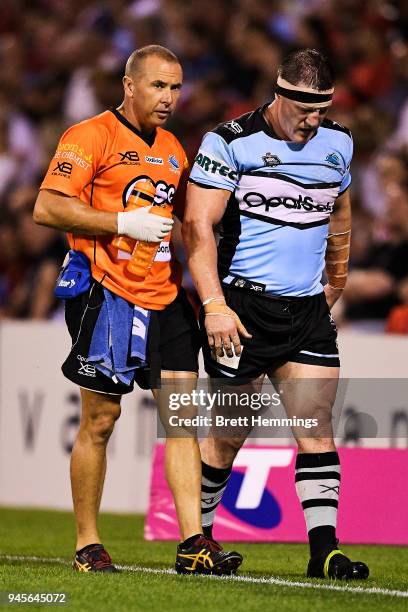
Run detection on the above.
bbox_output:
[0,188,66,319]
[0,114,18,198]
[341,181,408,330]
[0,211,24,318]
[0,0,406,320]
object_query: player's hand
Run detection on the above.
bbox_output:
[117,206,174,242]
[324,283,343,309]
[204,300,252,357]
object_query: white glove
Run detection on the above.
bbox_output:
[117,206,173,242]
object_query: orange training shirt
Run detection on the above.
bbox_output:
[40,109,188,310]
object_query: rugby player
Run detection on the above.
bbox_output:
[183,48,369,580]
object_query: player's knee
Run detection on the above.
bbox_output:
[83,404,121,444]
[299,400,334,437]
[89,412,118,443]
[212,436,244,466]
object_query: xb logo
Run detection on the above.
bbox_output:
[119,151,140,164]
[53,162,72,175]
[77,355,96,377]
[221,448,294,528]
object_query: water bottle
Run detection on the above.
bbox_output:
[127,204,173,278]
[113,179,156,253]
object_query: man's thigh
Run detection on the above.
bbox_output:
[154,371,198,438]
[268,361,339,444]
[79,387,122,424]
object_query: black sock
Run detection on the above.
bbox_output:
[295,451,340,558]
[201,461,232,538]
[308,526,338,558]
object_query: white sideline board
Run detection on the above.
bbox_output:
[0,323,406,511]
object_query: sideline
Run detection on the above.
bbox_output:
[1,554,408,599]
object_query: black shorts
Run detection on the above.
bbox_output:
[62,282,201,394]
[200,286,340,380]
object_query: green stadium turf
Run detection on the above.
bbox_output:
[0,508,407,611]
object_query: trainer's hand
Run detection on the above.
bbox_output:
[204,300,252,357]
[324,283,343,309]
[117,206,174,242]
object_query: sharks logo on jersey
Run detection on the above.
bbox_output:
[189,105,353,297]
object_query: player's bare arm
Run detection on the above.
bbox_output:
[183,183,228,300]
[183,183,250,357]
[34,188,173,241]
[324,188,351,308]
[34,189,118,235]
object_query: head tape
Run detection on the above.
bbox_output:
[276,76,334,108]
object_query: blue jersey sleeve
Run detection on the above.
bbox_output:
[189,132,239,192]
[339,134,353,194]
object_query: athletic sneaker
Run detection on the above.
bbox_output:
[307,549,369,580]
[73,544,119,573]
[175,535,243,575]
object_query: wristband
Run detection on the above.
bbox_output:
[202,297,226,306]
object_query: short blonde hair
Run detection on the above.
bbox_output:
[125,45,180,77]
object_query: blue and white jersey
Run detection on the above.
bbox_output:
[189,104,353,297]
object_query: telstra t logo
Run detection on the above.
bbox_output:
[221,448,295,529]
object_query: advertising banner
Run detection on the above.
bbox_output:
[145,444,408,545]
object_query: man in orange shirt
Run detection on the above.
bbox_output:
[34,45,242,575]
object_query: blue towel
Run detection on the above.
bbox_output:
[88,287,150,386]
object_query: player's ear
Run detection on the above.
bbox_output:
[123,75,134,97]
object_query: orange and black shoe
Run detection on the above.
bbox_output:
[73,544,119,573]
[307,549,369,580]
[175,534,243,576]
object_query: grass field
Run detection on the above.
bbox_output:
[0,508,407,611]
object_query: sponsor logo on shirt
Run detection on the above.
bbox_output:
[224,120,243,134]
[242,191,334,213]
[119,151,140,165]
[168,154,180,173]
[325,152,340,165]
[154,242,171,262]
[118,242,171,263]
[55,150,91,170]
[145,156,163,165]
[51,162,73,177]
[262,152,281,167]
[57,143,93,163]
[123,175,176,206]
[194,153,239,181]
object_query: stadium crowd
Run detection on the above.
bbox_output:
[0,0,407,331]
